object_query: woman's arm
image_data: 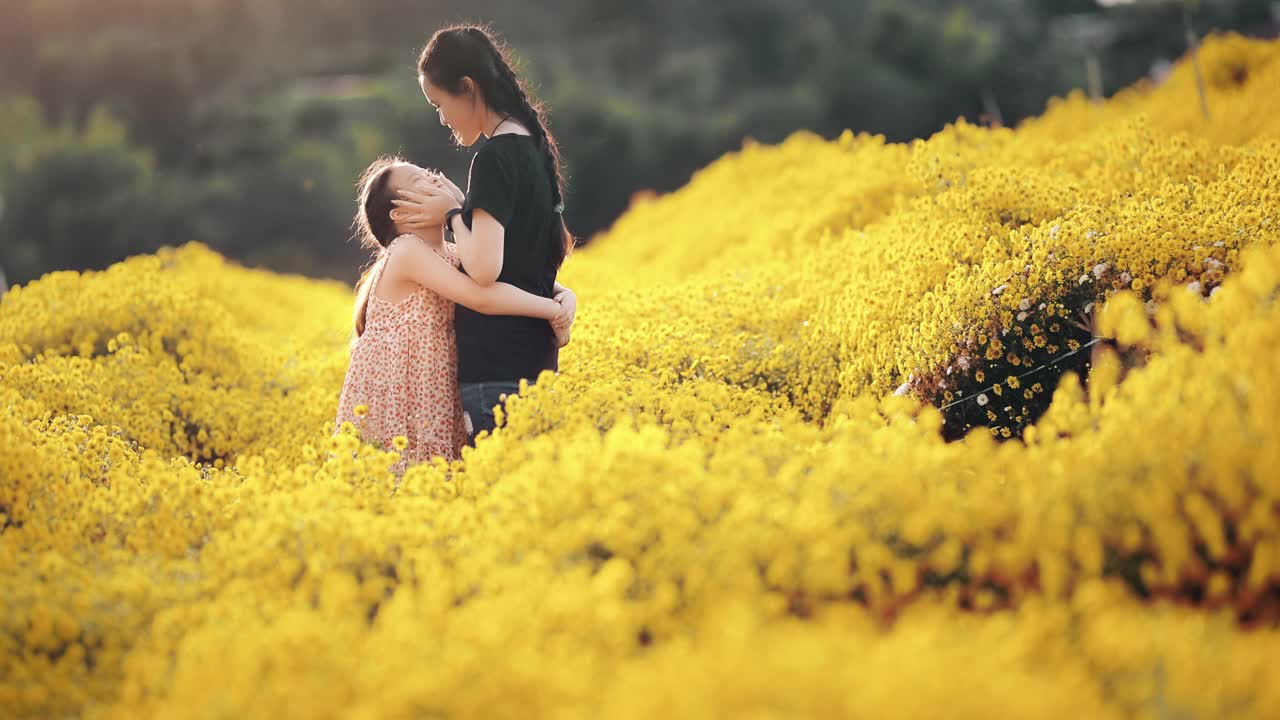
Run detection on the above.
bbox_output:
[447,209,504,286]
[394,181,504,286]
[390,239,562,320]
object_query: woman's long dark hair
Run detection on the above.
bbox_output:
[418,24,574,269]
[351,155,404,337]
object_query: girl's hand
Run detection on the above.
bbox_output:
[391,183,460,228]
[552,323,572,348]
[551,288,576,331]
[551,292,574,348]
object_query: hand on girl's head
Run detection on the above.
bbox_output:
[411,172,442,188]
[391,184,460,228]
[409,179,448,195]
[407,175,463,201]
[390,163,465,204]
[394,183,458,214]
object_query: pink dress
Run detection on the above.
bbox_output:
[335,234,468,468]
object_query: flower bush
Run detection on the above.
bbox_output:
[1,32,1279,720]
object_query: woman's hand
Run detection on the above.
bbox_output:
[391,182,460,228]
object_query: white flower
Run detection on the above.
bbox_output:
[893,382,911,397]
[977,393,989,406]
[1017,312,1028,322]
[992,284,1008,296]
[1093,263,1110,278]
[1186,281,1202,295]
[1018,299,1031,311]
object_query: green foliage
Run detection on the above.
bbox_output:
[0,99,204,284]
[0,0,1273,284]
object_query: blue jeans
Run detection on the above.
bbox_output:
[459,380,524,444]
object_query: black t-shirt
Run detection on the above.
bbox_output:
[454,133,559,384]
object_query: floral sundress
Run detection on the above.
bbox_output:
[335,234,468,468]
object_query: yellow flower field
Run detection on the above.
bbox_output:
[3,32,1280,719]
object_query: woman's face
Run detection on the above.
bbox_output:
[420,74,483,147]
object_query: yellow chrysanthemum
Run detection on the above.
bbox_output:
[1,32,1279,720]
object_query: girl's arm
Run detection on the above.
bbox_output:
[390,239,563,321]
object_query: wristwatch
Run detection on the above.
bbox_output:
[445,207,465,234]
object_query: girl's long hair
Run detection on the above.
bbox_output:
[418,24,574,270]
[351,155,405,337]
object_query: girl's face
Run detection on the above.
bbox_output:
[387,163,440,228]
[388,163,434,193]
[420,74,484,147]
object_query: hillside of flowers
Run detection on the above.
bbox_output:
[3,32,1280,719]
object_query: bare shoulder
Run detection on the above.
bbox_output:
[382,235,422,276]
[387,234,453,276]
[395,233,437,258]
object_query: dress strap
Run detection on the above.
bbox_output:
[441,239,460,265]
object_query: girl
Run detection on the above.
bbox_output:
[392,24,576,443]
[335,155,572,468]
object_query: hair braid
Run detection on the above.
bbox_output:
[472,31,566,209]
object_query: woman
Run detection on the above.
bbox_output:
[393,25,576,443]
